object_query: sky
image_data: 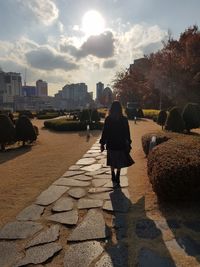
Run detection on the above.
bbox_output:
[0,0,200,97]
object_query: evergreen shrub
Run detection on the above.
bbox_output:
[165,107,185,132]
[0,114,15,150]
[182,103,200,132]
[157,110,167,129]
[137,108,144,118]
[147,136,200,200]
[15,115,37,144]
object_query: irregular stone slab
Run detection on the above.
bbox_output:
[68,209,108,241]
[76,158,96,165]
[94,174,111,179]
[183,221,200,232]
[136,219,161,239]
[26,225,60,248]
[95,243,128,267]
[138,247,175,267]
[15,243,62,266]
[87,149,101,154]
[64,241,103,267]
[36,185,69,206]
[0,221,43,240]
[53,178,90,187]
[16,204,44,221]
[88,192,113,200]
[81,164,102,172]
[165,239,185,253]
[0,241,22,267]
[68,188,87,199]
[98,158,107,166]
[78,199,103,209]
[89,189,129,200]
[96,155,106,160]
[88,188,113,194]
[103,176,128,188]
[62,170,85,177]
[47,210,78,225]
[177,236,200,256]
[83,153,101,158]
[72,174,93,181]
[52,197,74,212]
[92,179,109,187]
[69,165,82,171]
[85,169,107,177]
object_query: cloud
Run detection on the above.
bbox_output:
[61,31,115,59]
[26,46,79,71]
[19,0,59,25]
[103,59,117,68]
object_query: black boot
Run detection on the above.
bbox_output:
[116,170,121,187]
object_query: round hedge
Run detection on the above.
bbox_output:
[147,136,200,201]
[157,110,167,128]
[141,131,179,156]
[182,103,200,132]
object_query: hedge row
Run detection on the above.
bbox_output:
[44,119,103,131]
[36,113,60,120]
[147,135,200,201]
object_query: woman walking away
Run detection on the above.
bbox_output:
[100,101,134,188]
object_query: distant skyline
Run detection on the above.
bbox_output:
[0,0,200,96]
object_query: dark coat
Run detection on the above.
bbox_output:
[100,115,132,150]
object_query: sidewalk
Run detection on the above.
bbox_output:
[0,137,130,267]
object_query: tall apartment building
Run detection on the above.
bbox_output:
[96,82,104,102]
[36,79,48,96]
[0,71,22,110]
[54,83,92,110]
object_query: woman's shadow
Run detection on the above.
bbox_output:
[102,188,176,267]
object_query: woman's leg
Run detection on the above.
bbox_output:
[116,168,121,185]
[111,167,115,181]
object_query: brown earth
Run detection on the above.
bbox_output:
[0,118,100,227]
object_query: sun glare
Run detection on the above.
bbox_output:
[82,10,105,36]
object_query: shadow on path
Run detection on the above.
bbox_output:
[104,189,176,267]
[159,200,200,265]
[0,145,31,164]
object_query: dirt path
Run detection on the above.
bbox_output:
[0,118,100,227]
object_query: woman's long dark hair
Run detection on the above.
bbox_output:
[109,101,123,120]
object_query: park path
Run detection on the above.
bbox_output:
[1,119,200,266]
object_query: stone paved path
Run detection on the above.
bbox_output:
[0,138,130,267]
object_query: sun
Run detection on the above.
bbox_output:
[82,10,105,36]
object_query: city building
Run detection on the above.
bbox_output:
[0,70,22,110]
[54,83,92,110]
[96,82,104,103]
[101,87,113,107]
[36,79,48,96]
[22,85,37,97]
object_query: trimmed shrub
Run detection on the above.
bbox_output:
[15,115,37,144]
[165,107,185,133]
[44,118,103,131]
[157,110,167,129]
[137,109,144,118]
[79,109,100,123]
[36,113,59,120]
[182,103,200,132]
[143,109,160,120]
[18,110,34,119]
[147,135,200,201]
[0,114,15,150]
[125,107,137,119]
[141,131,179,156]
